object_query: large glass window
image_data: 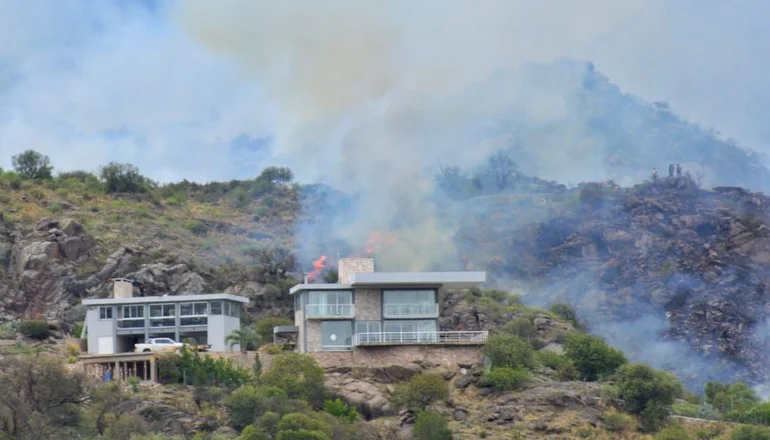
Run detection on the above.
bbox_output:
[227,302,241,317]
[149,304,175,328]
[210,301,222,315]
[355,321,381,334]
[307,290,353,317]
[321,321,353,351]
[99,306,113,320]
[117,305,144,328]
[381,320,438,343]
[383,290,435,305]
[180,302,207,326]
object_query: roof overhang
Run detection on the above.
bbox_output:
[289,271,486,294]
[274,326,298,334]
[82,293,250,306]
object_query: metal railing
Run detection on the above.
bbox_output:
[383,303,440,318]
[305,303,355,319]
[353,331,489,346]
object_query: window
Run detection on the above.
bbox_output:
[227,302,241,317]
[383,289,435,305]
[309,290,352,305]
[307,290,353,317]
[210,301,222,315]
[99,307,113,320]
[355,321,381,334]
[180,302,207,326]
[321,321,353,351]
[381,320,438,343]
[117,305,144,329]
[149,304,175,328]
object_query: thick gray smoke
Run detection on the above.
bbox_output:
[175,0,659,269]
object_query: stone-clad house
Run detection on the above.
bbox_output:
[277,258,488,354]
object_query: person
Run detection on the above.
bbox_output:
[676,164,682,176]
[652,168,658,180]
[104,368,112,382]
[668,164,674,177]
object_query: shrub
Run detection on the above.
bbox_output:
[12,150,52,180]
[563,332,626,381]
[654,424,691,440]
[255,316,294,343]
[225,386,287,430]
[184,220,208,236]
[537,350,569,370]
[391,373,449,411]
[323,398,358,421]
[602,409,637,433]
[157,350,253,388]
[705,381,760,413]
[127,376,140,393]
[100,162,148,193]
[261,353,327,407]
[557,361,580,381]
[504,317,539,346]
[275,430,330,440]
[484,334,535,370]
[65,338,81,356]
[413,410,452,440]
[19,320,50,340]
[276,413,331,436]
[481,367,529,391]
[549,302,584,329]
[240,425,271,440]
[731,426,770,440]
[694,425,724,440]
[616,363,682,431]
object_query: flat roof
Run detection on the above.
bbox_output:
[82,293,250,306]
[289,271,486,294]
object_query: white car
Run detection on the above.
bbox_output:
[134,337,185,353]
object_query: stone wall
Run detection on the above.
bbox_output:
[338,258,375,284]
[311,345,483,369]
[306,320,322,352]
[355,288,381,321]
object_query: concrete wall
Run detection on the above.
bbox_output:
[86,306,115,355]
[306,320,322,352]
[355,289,381,320]
[208,315,241,352]
[338,258,375,284]
[310,346,483,369]
[295,308,305,353]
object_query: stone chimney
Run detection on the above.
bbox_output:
[337,257,375,284]
[112,278,134,299]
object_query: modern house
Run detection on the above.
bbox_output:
[284,258,488,353]
[82,278,249,355]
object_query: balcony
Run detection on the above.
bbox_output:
[305,303,355,319]
[353,331,488,346]
[383,303,440,319]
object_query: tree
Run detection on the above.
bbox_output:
[258,167,294,185]
[616,363,683,431]
[99,162,148,193]
[12,150,53,180]
[704,381,760,413]
[255,317,294,344]
[322,268,338,284]
[484,149,518,191]
[0,355,87,438]
[413,411,452,440]
[227,327,262,354]
[483,334,535,370]
[563,332,626,381]
[391,373,449,411]
[261,354,327,407]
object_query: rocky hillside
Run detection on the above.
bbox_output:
[457,175,770,388]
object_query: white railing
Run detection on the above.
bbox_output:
[383,303,440,318]
[353,331,489,346]
[305,303,355,318]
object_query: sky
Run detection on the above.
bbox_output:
[0,0,769,184]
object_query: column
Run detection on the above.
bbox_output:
[149,357,157,383]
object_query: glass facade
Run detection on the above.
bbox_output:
[382,289,435,305]
[306,290,354,318]
[117,305,144,328]
[321,321,353,351]
[149,304,175,328]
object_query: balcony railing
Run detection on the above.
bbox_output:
[305,303,355,319]
[353,331,489,346]
[383,303,440,318]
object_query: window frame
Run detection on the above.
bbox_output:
[98,306,113,320]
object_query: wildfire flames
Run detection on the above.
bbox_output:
[365,230,397,255]
[307,255,327,280]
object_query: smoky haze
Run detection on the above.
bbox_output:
[175,0,667,269]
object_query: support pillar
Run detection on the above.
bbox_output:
[150,357,157,383]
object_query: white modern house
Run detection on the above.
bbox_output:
[283,258,488,353]
[82,278,249,355]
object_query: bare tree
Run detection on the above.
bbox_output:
[485,149,518,191]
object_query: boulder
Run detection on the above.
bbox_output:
[325,376,392,418]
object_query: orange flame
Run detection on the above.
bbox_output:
[307,255,327,281]
[365,231,397,255]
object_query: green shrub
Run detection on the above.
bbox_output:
[255,317,294,343]
[481,367,529,391]
[391,373,449,411]
[705,381,760,413]
[19,320,50,340]
[413,410,452,440]
[654,424,691,440]
[731,426,770,440]
[100,162,149,193]
[602,409,637,433]
[563,332,626,381]
[483,334,535,370]
[225,386,287,430]
[127,376,140,393]
[12,150,52,180]
[157,350,253,388]
[240,425,271,440]
[322,398,357,421]
[261,353,327,407]
[536,350,569,370]
[275,430,330,440]
[184,220,208,236]
[504,318,539,346]
[615,363,682,431]
[694,425,724,440]
[556,361,580,381]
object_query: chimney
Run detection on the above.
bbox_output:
[112,278,134,299]
[337,257,375,284]
[303,273,308,284]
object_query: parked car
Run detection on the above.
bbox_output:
[134,338,209,353]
